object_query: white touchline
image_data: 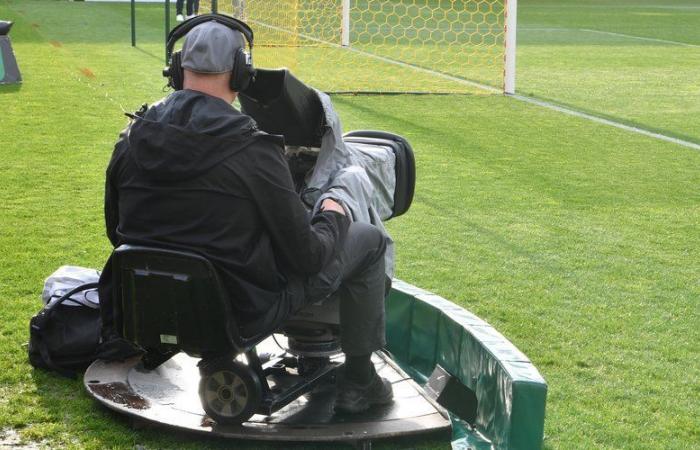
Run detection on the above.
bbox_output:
[250,20,700,152]
[580,29,700,48]
[510,95,700,152]
[527,4,700,10]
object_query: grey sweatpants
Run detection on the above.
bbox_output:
[292,222,387,356]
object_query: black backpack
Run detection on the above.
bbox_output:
[28,282,101,378]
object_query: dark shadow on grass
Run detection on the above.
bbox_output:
[330,95,561,272]
[416,193,565,274]
[0,83,22,94]
[133,45,165,63]
[331,94,447,137]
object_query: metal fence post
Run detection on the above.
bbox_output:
[131,0,136,46]
[164,0,171,62]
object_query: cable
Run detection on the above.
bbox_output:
[271,333,291,355]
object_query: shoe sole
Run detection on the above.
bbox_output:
[334,392,393,414]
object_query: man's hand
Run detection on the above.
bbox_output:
[321,198,346,216]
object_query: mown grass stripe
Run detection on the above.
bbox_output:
[510,94,700,151]
[580,28,700,48]
[256,15,700,152]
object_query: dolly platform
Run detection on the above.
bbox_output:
[85,348,451,448]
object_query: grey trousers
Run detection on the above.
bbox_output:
[292,222,388,356]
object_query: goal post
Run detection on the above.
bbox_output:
[198,0,517,94]
[341,0,350,47]
[503,0,517,94]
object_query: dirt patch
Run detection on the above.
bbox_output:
[88,382,149,409]
[79,68,95,79]
[0,428,42,449]
[30,23,39,29]
[49,40,62,48]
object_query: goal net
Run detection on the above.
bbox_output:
[198,0,514,94]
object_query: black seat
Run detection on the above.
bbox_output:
[112,244,270,359]
[112,244,342,424]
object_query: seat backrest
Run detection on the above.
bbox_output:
[113,244,254,357]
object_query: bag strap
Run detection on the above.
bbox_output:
[40,282,99,315]
[31,282,100,378]
[37,336,75,378]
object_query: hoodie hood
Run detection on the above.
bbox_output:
[127,90,260,181]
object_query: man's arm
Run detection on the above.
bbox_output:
[104,135,127,247]
[244,143,350,275]
[320,198,345,215]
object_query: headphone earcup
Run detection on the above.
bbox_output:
[169,51,184,90]
[230,48,252,92]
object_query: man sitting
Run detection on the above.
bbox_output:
[98,19,392,413]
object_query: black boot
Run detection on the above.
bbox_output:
[334,353,393,413]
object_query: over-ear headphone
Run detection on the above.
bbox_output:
[163,13,255,92]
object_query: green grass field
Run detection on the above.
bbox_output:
[214,0,700,143]
[0,0,698,449]
[518,0,700,144]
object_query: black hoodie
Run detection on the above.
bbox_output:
[103,90,349,319]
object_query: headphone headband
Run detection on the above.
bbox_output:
[163,13,256,92]
[165,13,254,61]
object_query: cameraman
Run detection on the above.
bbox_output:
[98,18,392,414]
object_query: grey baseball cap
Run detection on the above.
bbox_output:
[181,21,246,74]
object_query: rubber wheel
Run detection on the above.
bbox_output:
[198,359,262,424]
